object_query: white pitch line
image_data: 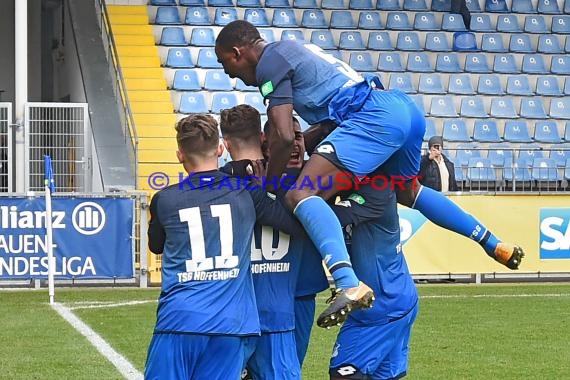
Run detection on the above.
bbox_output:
[51,302,144,380]
[421,293,570,299]
[70,300,156,310]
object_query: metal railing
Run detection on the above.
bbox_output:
[0,103,11,193]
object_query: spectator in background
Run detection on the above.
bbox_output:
[419,136,458,192]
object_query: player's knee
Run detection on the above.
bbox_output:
[396,181,420,207]
[286,187,316,210]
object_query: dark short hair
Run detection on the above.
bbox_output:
[216,20,262,50]
[220,104,261,143]
[175,114,219,157]
[263,116,300,136]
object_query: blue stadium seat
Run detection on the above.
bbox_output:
[549,98,570,119]
[431,0,450,11]
[423,118,436,141]
[407,52,433,72]
[184,7,210,25]
[410,94,427,115]
[386,12,412,30]
[368,32,393,50]
[350,52,375,71]
[531,158,560,184]
[339,31,365,50]
[506,76,533,96]
[214,8,237,25]
[265,0,290,6]
[566,0,570,14]
[509,34,533,53]
[512,0,536,13]
[414,13,439,31]
[311,30,337,50]
[488,144,514,168]
[377,52,404,71]
[465,0,481,11]
[358,12,383,29]
[211,92,239,113]
[294,0,317,7]
[197,48,222,68]
[190,27,215,46]
[155,7,182,25]
[522,54,548,74]
[419,73,445,94]
[491,98,518,118]
[404,0,428,11]
[497,14,521,33]
[470,14,493,32]
[485,0,508,12]
[453,32,478,51]
[534,121,562,143]
[442,13,466,31]
[238,0,262,6]
[180,0,205,5]
[330,11,357,28]
[244,8,269,26]
[425,32,451,51]
[504,158,532,185]
[538,0,561,14]
[235,78,257,91]
[504,120,532,142]
[564,158,570,181]
[151,0,176,5]
[172,69,201,91]
[159,27,187,46]
[388,72,416,93]
[281,29,304,41]
[473,120,501,142]
[482,33,507,52]
[455,143,481,167]
[538,35,563,54]
[272,9,297,27]
[397,31,422,51]
[179,92,208,113]
[302,10,328,29]
[566,36,570,52]
[524,15,548,33]
[467,157,497,183]
[204,70,233,91]
[550,147,570,167]
[460,96,489,118]
[244,93,267,114]
[443,119,470,140]
[452,156,466,182]
[448,74,475,95]
[165,48,194,68]
[435,53,461,72]
[493,54,520,74]
[377,0,400,10]
[322,0,345,9]
[208,0,233,6]
[536,76,562,96]
[258,28,276,43]
[552,16,570,34]
[520,98,547,119]
[477,74,504,95]
[465,53,492,73]
[350,0,374,9]
[431,96,458,117]
[566,121,570,141]
[551,55,570,75]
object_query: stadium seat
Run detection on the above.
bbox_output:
[159,27,187,46]
[424,118,436,140]
[386,12,412,30]
[552,16,570,34]
[453,32,478,51]
[549,98,570,119]
[460,96,489,118]
[504,158,532,186]
[165,48,194,68]
[512,0,536,13]
[311,30,337,50]
[211,92,239,113]
[151,0,176,5]
[497,15,521,33]
[208,0,233,6]
[524,15,548,34]
[179,92,208,113]
[330,11,357,28]
[214,8,238,26]
[244,8,269,26]
[566,159,570,181]
[531,158,561,185]
[431,0,451,11]
[443,119,470,141]
[197,48,222,68]
[467,157,497,184]
[244,93,267,114]
[172,69,201,91]
[465,0,481,11]
[488,144,514,168]
[482,33,507,52]
[349,52,375,71]
[491,98,518,118]
[470,14,494,32]
[538,35,563,54]
[485,0,508,12]
[190,27,215,46]
[465,53,492,73]
[506,76,533,96]
[566,0,570,14]
[550,147,570,167]
[435,53,461,72]
[235,78,257,91]
[410,94,427,115]
[448,74,475,95]
[520,98,547,119]
[350,0,374,9]
[565,122,570,141]
[414,13,439,31]
[551,55,570,75]
[180,0,205,5]
[509,34,533,53]
[397,32,422,51]
[534,121,562,143]
[340,31,365,50]
[442,13,466,31]
[477,74,504,95]
[455,143,481,167]
[419,73,445,94]
[368,32,394,50]
[388,72,416,93]
[518,144,544,166]
[238,0,262,6]
[184,7,210,25]
[407,52,433,72]
[403,0,428,10]
[430,96,458,117]
[204,70,233,91]
[155,7,182,25]
[425,32,452,51]
[522,54,548,74]
[258,28,276,43]
[281,30,304,41]
[566,36,570,53]
[272,9,297,27]
[504,120,532,142]
[265,0,290,6]
[452,156,466,183]
[294,0,317,7]
[473,120,501,142]
[538,0,561,14]
[302,10,328,29]
[321,0,345,9]
[376,0,401,10]
[377,52,404,71]
[536,76,563,96]
[358,12,383,29]
[493,54,519,74]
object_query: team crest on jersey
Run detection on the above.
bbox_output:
[260,81,274,96]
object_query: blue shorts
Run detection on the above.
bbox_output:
[321,78,425,178]
[145,333,246,380]
[294,295,317,366]
[244,331,301,380]
[330,302,419,380]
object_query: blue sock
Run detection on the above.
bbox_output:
[294,196,359,289]
[413,186,500,257]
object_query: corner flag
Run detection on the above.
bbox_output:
[44,155,56,304]
[44,155,56,193]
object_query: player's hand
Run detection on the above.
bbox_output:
[249,159,267,187]
[228,159,255,177]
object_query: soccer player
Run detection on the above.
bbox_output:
[215,21,523,323]
[145,114,303,380]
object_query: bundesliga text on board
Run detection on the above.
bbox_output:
[539,208,570,260]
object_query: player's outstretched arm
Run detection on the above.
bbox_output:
[265,104,295,191]
[148,192,165,254]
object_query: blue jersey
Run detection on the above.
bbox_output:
[294,239,329,298]
[256,40,364,125]
[148,170,303,336]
